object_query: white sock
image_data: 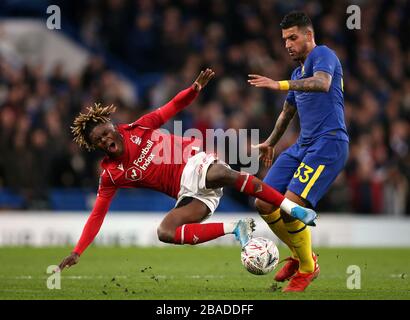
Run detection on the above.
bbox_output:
[279,198,298,214]
[223,222,238,234]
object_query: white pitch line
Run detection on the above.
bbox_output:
[0,275,129,280]
[186,275,226,279]
[389,274,407,278]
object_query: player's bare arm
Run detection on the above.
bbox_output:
[248,71,331,92]
[264,101,297,147]
[252,101,296,167]
[288,71,331,92]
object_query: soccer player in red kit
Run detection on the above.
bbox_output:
[57,69,317,271]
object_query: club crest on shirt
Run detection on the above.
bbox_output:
[130,134,142,145]
[125,166,142,181]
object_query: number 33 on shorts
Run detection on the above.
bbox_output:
[292,162,325,199]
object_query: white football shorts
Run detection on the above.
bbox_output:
[176,152,227,215]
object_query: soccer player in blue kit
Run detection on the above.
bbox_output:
[248,11,349,292]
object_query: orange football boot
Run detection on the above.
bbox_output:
[282,254,320,292]
[274,257,299,282]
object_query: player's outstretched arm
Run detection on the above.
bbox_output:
[56,195,113,272]
[252,101,296,167]
[162,68,214,111]
[140,68,215,127]
[248,71,331,92]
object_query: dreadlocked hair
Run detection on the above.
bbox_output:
[71,103,116,151]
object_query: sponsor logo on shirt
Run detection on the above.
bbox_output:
[133,139,155,171]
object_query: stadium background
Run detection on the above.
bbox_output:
[0,0,409,215]
[0,0,409,245]
[0,0,409,301]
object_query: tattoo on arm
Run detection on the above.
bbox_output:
[266,101,297,146]
[288,71,332,92]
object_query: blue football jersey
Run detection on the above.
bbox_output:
[286,45,349,145]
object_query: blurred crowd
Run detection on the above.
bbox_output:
[0,0,409,214]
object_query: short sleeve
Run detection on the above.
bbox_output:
[312,46,337,77]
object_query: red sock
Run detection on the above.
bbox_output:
[234,173,285,207]
[174,223,225,245]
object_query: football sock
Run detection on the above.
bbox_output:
[223,222,237,234]
[174,223,225,245]
[259,209,298,259]
[235,173,297,212]
[284,219,314,273]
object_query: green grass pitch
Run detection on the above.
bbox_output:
[0,246,409,300]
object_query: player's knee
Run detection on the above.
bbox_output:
[254,198,263,212]
[156,226,174,243]
[255,198,277,215]
[206,163,235,187]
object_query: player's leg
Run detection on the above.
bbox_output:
[157,197,255,246]
[280,190,316,275]
[254,199,300,280]
[278,191,319,292]
[253,146,302,261]
[205,163,317,226]
[282,138,349,292]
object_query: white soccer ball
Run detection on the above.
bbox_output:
[241,237,279,275]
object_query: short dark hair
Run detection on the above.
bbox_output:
[280,11,313,30]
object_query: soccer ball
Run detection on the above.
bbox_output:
[241,237,279,275]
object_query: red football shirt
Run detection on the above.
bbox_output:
[73,86,200,255]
